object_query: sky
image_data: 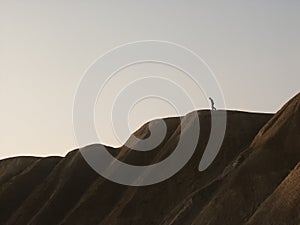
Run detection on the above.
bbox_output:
[0,1,299,159]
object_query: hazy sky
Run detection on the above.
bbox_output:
[1,1,299,159]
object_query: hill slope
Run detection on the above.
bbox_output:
[193,93,300,225]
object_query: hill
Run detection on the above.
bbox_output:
[0,93,299,225]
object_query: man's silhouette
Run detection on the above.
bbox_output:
[209,97,216,110]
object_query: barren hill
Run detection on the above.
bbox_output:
[0,93,299,225]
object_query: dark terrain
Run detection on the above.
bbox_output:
[0,93,299,225]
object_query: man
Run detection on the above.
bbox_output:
[209,97,216,110]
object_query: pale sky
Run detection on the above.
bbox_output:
[0,1,299,159]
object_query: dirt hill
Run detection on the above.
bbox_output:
[0,93,299,225]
